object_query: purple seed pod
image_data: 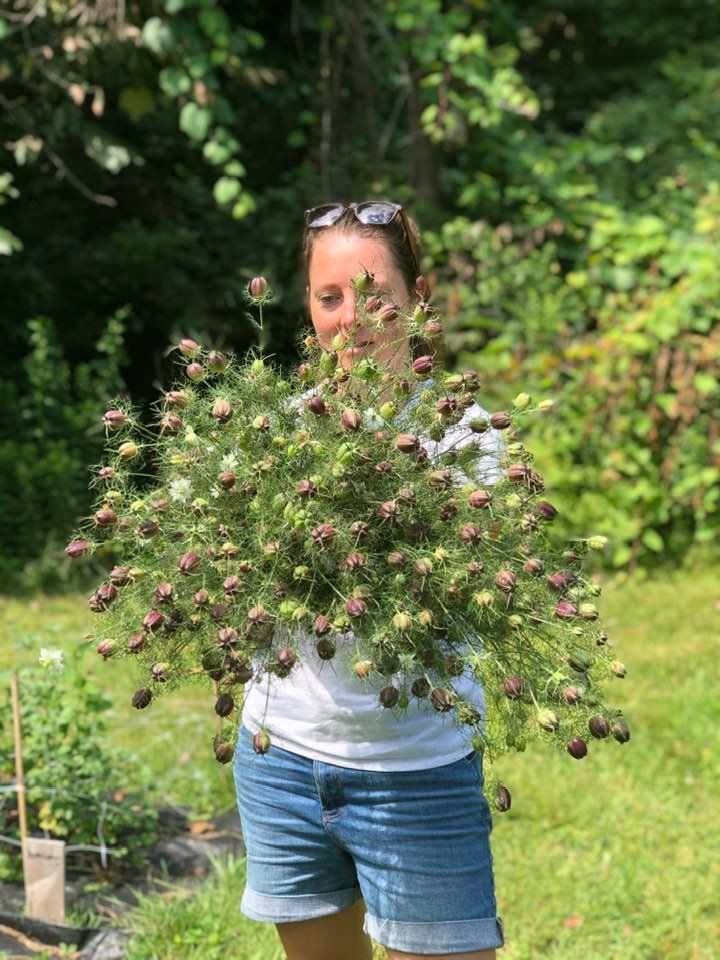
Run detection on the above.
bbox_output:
[379,685,399,708]
[143,610,165,633]
[98,466,116,481]
[247,605,269,625]
[217,627,238,648]
[423,318,443,337]
[430,687,454,713]
[109,565,131,586]
[179,552,201,575]
[160,413,183,435]
[469,489,492,509]
[547,571,569,592]
[209,603,227,622]
[489,411,512,430]
[153,582,173,604]
[340,408,362,431]
[132,688,153,709]
[507,464,529,483]
[349,520,369,538]
[313,614,332,636]
[503,676,524,699]
[466,560,485,576]
[186,362,205,381]
[386,550,406,569]
[179,337,200,357]
[193,589,209,607]
[413,558,433,578]
[211,398,233,423]
[223,575,241,596]
[523,558,544,575]
[214,693,235,717]
[495,569,517,592]
[98,582,119,605]
[436,396,457,417]
[311,522,337,545]
[344,551,365,570]
[151,496,169,513]
[374,460,393,474]
[495,783,512,813]
[128,632,146,654]
[277,647,297,670]
[376,302,398,324]
[554,601,578,620]
[253,730,271,754]
[412,355,434,376]
[102,409,126,431]
[165,390,189,408]
[138,520,159,539]
[439,501,459,521]
[94,508,117,528]
[395,433,420,453]
[248,276,269,299]
[458,523,482,545]
[377,500,398,520]
[588,715,610,739]
[296,478,317,498]
[214,740,234,764]
[305,396,328,416]
[535,501,558,521]
[611,719,631,743]
[567,738,588,759]
[96,639,116,659]
[207,350,229,373]
[411,677,431,698]
[218,470,236,490]
[346,597,367,618]
[316,637,336,660]
[365,295,383,313]
[562,686,583,705]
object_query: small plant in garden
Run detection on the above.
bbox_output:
[65,273,630,811]
[0,647,158,882]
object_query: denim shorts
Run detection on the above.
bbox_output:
[233,722,504,955]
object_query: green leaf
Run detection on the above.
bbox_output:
[0,18,9,40]
[142,17,174,55]
[203,140,232,165]
[693,372,717,396]
[179,103,211,141]
[118,87,155,122]
[213,176,241,206]
[641,529,664,552]
[231,193,257,220]
[0,226,23,256]
[159,67,191,98]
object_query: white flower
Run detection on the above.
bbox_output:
[209,487,220,499]
[38,648,64,672]
[220,453,239,470]
[362,407,384,430]
[184,425,199,446]
[205,444,215,454]
[169,478,193,503]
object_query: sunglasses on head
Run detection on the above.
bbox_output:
[304,200,421,281]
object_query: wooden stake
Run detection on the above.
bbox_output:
[10,671,28,882]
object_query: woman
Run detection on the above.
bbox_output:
[233,201,505,960]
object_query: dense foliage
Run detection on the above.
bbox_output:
[1,1,718,582]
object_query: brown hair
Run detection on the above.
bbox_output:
[301,205,431,359]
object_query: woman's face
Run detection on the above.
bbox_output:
[307,232,416,373]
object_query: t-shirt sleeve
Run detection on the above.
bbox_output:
[446,403,506,488]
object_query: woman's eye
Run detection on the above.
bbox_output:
[319,295,340,307]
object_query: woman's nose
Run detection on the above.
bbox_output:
[338,294,358,334]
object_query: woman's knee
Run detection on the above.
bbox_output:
[276,897,373,960]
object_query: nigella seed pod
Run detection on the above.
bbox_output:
[469,489,492,509]
[138,520,159,539]
[430,687,454,713]
[427,469,452,489]
[554,601,578,620]
[247,605,269,625]
[96,639,116,659]
[507,463,529,483]
[495,783,512,813]
[186,362,205,381]
[296,478,317,498]
[214,740,234,764]
[346,597,367,618]
[98,466,116,481]
[489,411,512,430]
[353,659,374,679]
[375,460,393,474]
[94,508,117,527]
[154,582,173,604]
[412,355,434,377]
[423,318,443,337]
[277,647,297,671]
[151,662,170,682]
[349,520,369,538]
[523,558,544,575]
[313,614,332,636]
[567,738,588,759]
[207,350,228,373]
[109,565,131,586]
[297,362,312,382]
[537,709,559,731]
[413,558,433,577]
[376,302,398,324]
[411,677,431,699]
[535,500,558,521]
[495,570,517,592]
[611,719,631,743]
[439,501,458,522]
[316,637,336,660]
[132,688,153,709]
[468,416,490,434]
[589,715,610,739]
[377,500,398,520]
[610,660,627,678]
[379,685,399,708]
[103,409,126,431]
[211,398,233,423]
[562,686,582,705]
[306,395,328,416]
[579,602,599,621]
[160,413,183,435]
[387,551,406,569]
[311,523,337,546]
[253,730,272,754]
[209,603,227,622]
[179,338,200,357]
[143,610,164,633]
[193,589,209,607]
[341,409,362,431]
[392,611,412,631]
[547,572,569,592]
[215,693,235,717]
[128,632,146,654]
[165,389,189,409]
[395,433,419,453]
[252,414,270,431]
[65,538,91,559]
[365,295,383,313]
[436,396,458,418]
[466,560,484,577]
[503,676,524,699]
[458,523,482,545]
[344,551,365,570]
[218,470,236,490]
[217,627,238,648]
[179,552,201,574]
[248,276,269,299]
[223,575,241,596]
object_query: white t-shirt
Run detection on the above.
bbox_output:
[240,377,505,771]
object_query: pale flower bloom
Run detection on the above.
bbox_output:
[362,407,384,430]
[38,648,64,672]
[169,478,193,503]
[220,453,239,470]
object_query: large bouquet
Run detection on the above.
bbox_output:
[66,272,630,810]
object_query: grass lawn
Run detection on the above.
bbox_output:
[1,561,719,959]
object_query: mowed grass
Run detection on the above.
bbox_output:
[2,562,719,959]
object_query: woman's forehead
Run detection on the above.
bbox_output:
[308,233,399,286]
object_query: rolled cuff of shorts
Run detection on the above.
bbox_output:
[241,884,362,923]
[364,912,505,954]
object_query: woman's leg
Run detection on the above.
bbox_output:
[386,948,495,960]
[276,897,374,960]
